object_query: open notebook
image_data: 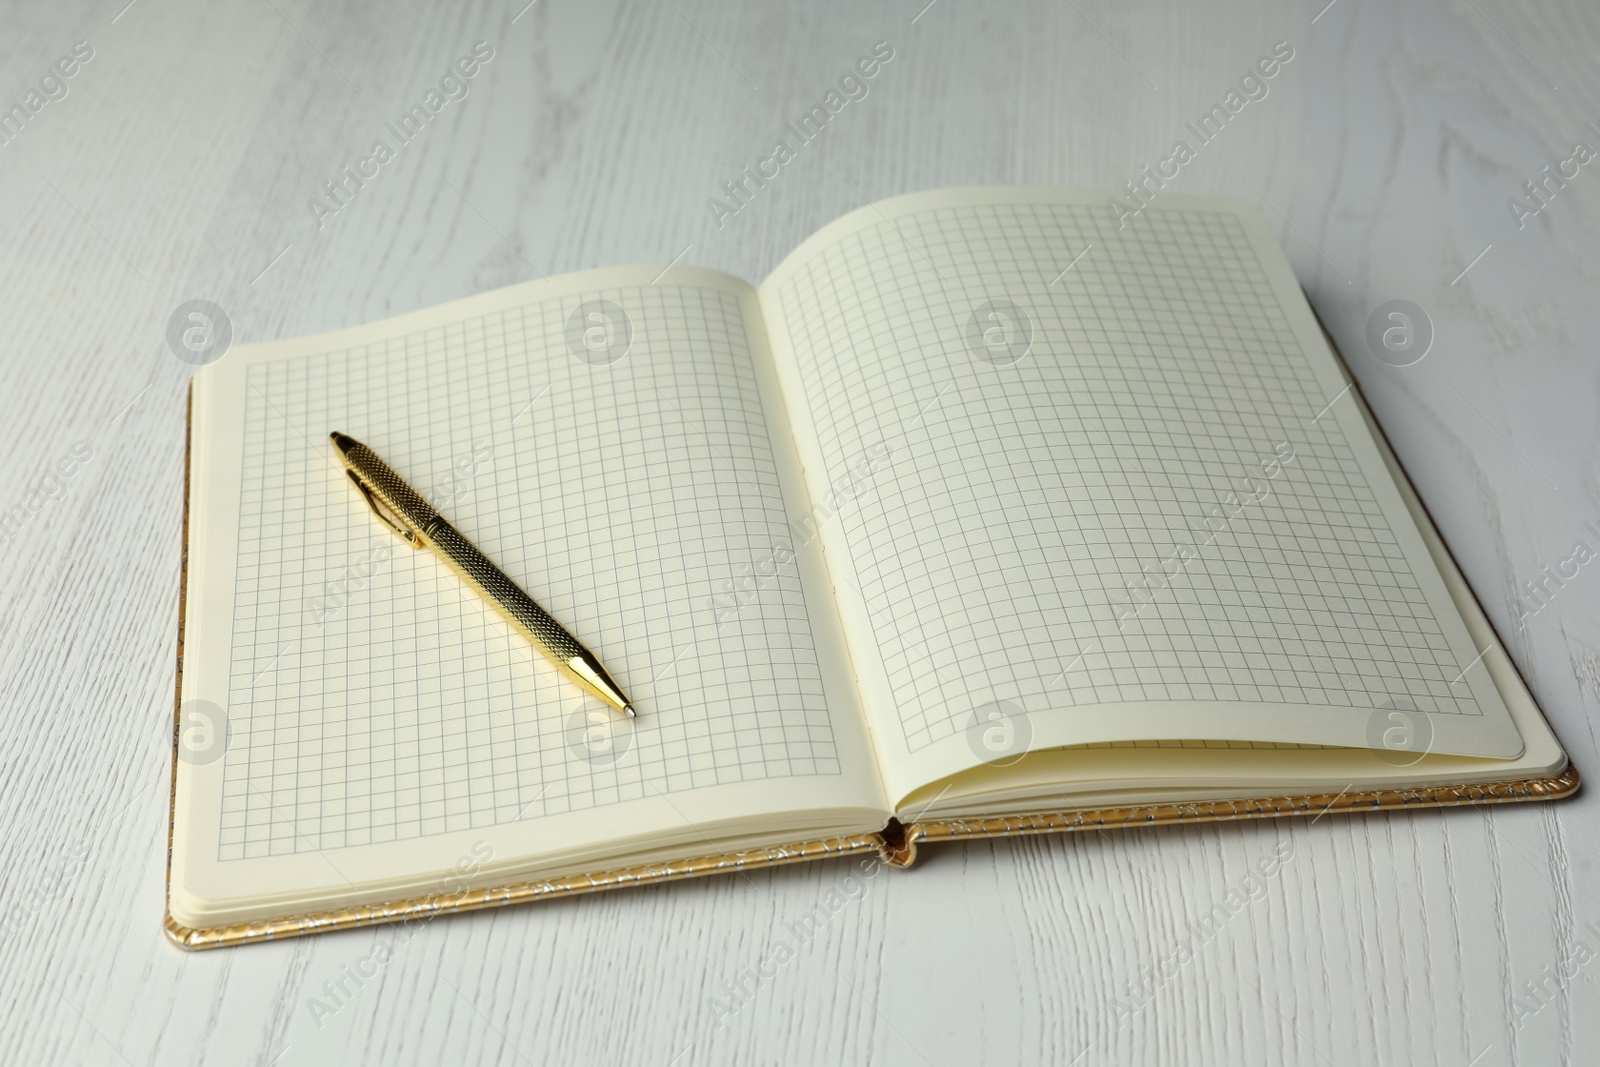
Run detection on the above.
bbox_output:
[169,187,1575,947]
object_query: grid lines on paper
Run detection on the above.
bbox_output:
[775,202,1483,753]
[217,286,839,861]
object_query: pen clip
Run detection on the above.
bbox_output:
[346,468,428,549]
[331,432,439,548]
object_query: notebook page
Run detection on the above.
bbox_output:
[173,268,885,920]
[758,189,1525,803]
[900,386,1566,820]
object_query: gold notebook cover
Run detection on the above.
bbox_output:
[164,388,1580,950]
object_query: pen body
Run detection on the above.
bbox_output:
[423,518,631,714]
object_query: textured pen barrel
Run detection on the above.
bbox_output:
[422,517,628,709]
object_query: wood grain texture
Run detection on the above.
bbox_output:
[0,0,1596,1063]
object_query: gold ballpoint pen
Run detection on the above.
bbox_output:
[330,432,635,717]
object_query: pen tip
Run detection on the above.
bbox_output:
[624,705,636,718]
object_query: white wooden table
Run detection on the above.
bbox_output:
[3,1,1597,1063]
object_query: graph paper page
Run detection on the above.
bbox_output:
[759,188,1525,802]
[174,267,885,917]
